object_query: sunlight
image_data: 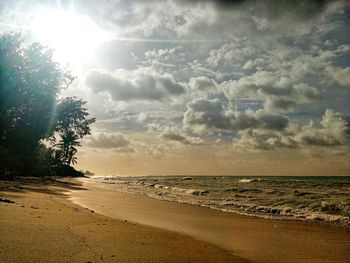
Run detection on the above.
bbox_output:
[31,8,108,65]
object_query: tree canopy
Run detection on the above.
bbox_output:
[0,33,95,176]
[54,97,95,166]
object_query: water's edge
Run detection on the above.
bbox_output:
[88,175,350,227]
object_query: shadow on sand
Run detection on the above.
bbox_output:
[0,176,87,200]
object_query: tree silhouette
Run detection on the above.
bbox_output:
[53,97,95,166]
[55,131,80,165]
[0,33,95,176]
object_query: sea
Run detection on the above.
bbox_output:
[88,175,350,226]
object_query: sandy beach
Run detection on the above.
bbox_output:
[0,178,246,263]
[1,177,349,263]
[70,179,350,263]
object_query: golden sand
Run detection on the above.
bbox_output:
[0,178,246,263]
[71,179,350,263]
[1,178,349,263]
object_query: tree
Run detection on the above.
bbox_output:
[0,34,62,142]
[55,131,80,165]
[0,33,94,176]
[55,97,95,139]
[0,33,62,174]
[53,97,95,166]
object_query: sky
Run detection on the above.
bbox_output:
[0,0,349,176]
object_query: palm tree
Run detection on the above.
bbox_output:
[49,147,64,166]
[56,131,81,165]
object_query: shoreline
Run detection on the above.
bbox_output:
[70,178,350,263]
[0,177,247,263]
[88,175,350,227]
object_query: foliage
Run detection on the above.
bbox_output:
[0,33,61,170]
[53,164,84,177]
[52,97,95,166]
[56,97,95,138]
[0,33,94,176]
[53,97,95,165]
[55,130,80,165]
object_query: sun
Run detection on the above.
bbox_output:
[31,8,108,65]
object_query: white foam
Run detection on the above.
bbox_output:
[238,178,259,183]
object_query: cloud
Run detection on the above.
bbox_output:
[85,132,130,149]
[86,69,186,101]
[219,67,326,112]
[161,131,204,145]
[295,109,349,147]
[184,98,229,129]
[144,46,187,68]
[232,109,350,151]
[207,38,271,70]
[264,98,296,112]
[183,98,289,131]
[329,67,350,86]
[233,129,298,151]
[133,141,168,159]
[114,147,135,153]
[145,144,167,159]
[188,76,219,97]
[115,0,346,42]
[149,124,204,145]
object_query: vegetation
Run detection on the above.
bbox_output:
[0,33,95,177]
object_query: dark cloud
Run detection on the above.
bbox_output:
[265,98,296,112]
[184,98,289,131]
[233,109,350,151]
[160,132,204,145]
[182,0,332,8]
[86,69,186,101]
[184,99,229,129]
[151,125,204,145]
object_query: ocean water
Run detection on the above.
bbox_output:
[89,175,350,226]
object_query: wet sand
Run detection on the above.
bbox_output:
[70,179,350,263]
[0,178,247,263]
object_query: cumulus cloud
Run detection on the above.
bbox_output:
[329,67,350,86]
[233,129,298,151]
[184,98,229,129]
[207,38,271,70]
[184,98,289,131]
[219,69,327,112]
[85,132,130,149]
[86,69,186,101]
[232,109,350,151]
[264,98,296,112]
[188,76,219,97]
[148,124,204,145]
[295,109,349,147]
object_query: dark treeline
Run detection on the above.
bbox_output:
[0,33,95,177]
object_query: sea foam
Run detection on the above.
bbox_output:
[92,175,350,226]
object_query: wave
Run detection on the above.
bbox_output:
[145,193,350,226]
[89,175,350,227]
[238,178,260,183]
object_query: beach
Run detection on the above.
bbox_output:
[0,178,246,263]
[1,177,349,263]
[71,178,350,263]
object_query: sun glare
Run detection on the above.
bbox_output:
[31,8,108,65]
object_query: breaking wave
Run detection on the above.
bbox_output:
[89,175,350,226]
